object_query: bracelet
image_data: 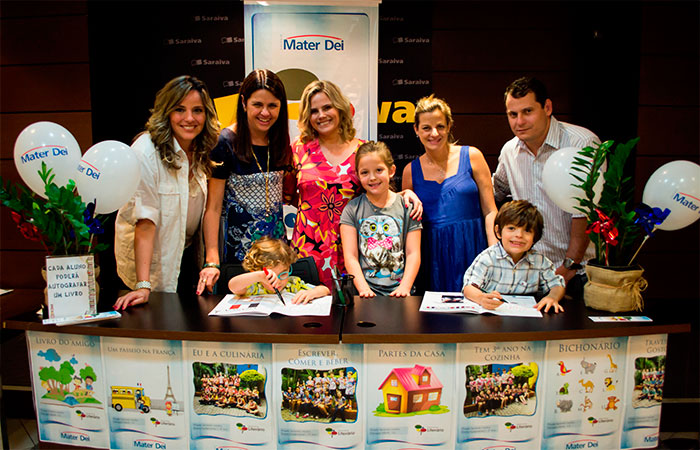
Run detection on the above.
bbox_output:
[135,280,152,290]
[202,262,220,269]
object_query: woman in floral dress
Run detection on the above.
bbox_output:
[291,80,421,288]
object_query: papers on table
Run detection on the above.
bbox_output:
[42,310,122,326]
[209,293,332,317]
[589,316,652,322]
[419,291,543,318]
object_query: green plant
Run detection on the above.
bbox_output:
[0,162,108,255]
[571,139,644,266]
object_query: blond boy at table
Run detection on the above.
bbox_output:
[462,200,565,313]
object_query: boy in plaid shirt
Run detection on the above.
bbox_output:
[462,200,565,313]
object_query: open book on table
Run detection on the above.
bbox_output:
[419,291,542,318]
[209,293,332,317]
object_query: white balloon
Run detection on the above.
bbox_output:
[642,160,700,231]
[542,147,605,214]
[75,141,141,214]
[13,122,82,198]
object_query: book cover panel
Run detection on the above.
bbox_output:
[541,337,628,450]
[101,337,187,449]
[364,343,456,449]
[183,341,274,449]
[28,331,109,448]
[273,343,364,449]
[456,341,546,450]
[620,334,667,449]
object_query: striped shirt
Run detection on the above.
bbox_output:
[493,116,599,266]
[462,243,565,294]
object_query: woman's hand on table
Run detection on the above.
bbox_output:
[114,288,150,310]
[197,267,220,295]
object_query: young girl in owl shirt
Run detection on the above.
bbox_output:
[340,141,422,297]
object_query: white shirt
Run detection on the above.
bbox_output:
[493,117,599,266]
[115,133,207,292]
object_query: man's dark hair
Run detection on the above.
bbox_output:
[504,77,549,108]
[494,200,544,244]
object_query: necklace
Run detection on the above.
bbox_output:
[251,147,271,214]
[425,149,449,178]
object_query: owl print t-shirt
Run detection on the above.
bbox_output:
[340,193,422,295]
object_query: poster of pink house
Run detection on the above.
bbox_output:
[378,364,443,414]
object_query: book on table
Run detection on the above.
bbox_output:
[419,291,543,318]
[209,293,332,317]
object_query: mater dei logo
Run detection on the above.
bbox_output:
[281,34,345,52]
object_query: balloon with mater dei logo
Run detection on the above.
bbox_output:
[75,140,141,214]
[13,121,82,198]
[642,160,700,231]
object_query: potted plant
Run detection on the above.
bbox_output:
[1,162,108,311]
[1,162,107,256]
[571,138,670,312]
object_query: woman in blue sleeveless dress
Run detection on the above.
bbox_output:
[402,95,498,292]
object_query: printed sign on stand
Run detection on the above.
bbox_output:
[273,343,364,449]
[244,3,379,142]
[27,331,109,448]
[621,334,668,449]
[456,341,546,450]
[45,254,97,319]
[183,341,274,449]
[364,343,456,449]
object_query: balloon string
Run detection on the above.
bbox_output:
[628,233,651,266]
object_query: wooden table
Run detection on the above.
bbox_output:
[3,290,343,343]
[2,291,692,450]
[340,295,690,343]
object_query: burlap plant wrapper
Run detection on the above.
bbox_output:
[584,264,647,312]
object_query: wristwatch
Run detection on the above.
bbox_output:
[563,258,582,270]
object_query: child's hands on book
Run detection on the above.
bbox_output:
[535,296,564,313]
[261,268,284,291]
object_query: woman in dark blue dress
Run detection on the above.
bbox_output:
[402,95,498,292]
[198,69,295,293]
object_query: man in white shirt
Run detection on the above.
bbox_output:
[493,77,599,297]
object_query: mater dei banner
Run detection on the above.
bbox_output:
[244,1,379,141]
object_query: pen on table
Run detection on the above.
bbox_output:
[263,267,286,306]
[332,266,345,305]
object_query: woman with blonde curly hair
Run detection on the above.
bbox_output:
[227,236,329,304]
[291,80,422,289]
[114,75,220,310]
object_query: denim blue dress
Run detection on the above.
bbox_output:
[410,146,487,292]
